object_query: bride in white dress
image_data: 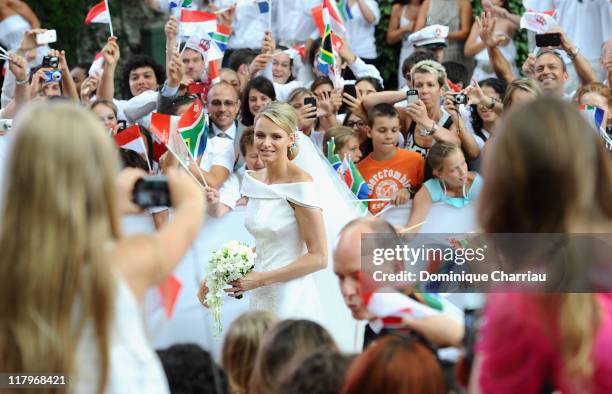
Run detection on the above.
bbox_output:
[226,102,328,321]
[200,102,365,351]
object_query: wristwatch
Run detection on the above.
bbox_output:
[567,47,580,60]
[420,121,438,137]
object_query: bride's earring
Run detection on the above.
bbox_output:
[288,142,297,156]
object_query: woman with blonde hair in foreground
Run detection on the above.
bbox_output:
[0,103,205,393]
[470,98,612,393]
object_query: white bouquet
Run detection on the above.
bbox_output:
[205,240,255,335]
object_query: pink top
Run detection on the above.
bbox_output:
[476,293,612,394]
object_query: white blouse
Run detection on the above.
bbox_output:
[345,0,381,59]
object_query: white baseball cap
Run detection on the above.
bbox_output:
[409,25,449,49]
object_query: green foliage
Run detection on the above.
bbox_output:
[28,0,84,66]
[374,0,400,88]
[375,0,528,88]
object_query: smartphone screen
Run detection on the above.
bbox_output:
[535,33,561,48]
[343,84,357,99]
[36,30,57,45]
[406,89,419,104]
[304,97,317,107]
[304,97,317,118]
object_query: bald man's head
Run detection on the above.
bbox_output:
[207,81,241,130]
[333,217,397,320]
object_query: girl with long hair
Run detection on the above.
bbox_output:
[470,98,612,393]
[0,103,204,393]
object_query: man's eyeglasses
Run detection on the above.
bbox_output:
[210,99,237,107]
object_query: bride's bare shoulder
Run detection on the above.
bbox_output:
[248,168,267,182]
[288,163,314,183]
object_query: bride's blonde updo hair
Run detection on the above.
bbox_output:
[255,101,300,160]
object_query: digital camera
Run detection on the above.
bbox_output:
[453,93,468,105]
[43,70,62,83]
[42,55,60,68]
[133,176,171,208]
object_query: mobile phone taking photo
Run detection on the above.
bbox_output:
[304,97,317,119]
[406,89,419,105]
[343,84,357,99]
[36,30,57,45]
[535,33,561,48]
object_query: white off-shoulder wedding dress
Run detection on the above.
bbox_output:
[239,131,367,352]
[242,172,324,321]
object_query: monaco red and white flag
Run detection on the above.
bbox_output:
[88,51,104,77]
[179,9,217,38]
[520,9,557,34]
[84,1,110,24]
[207,60,220,84]
[112,124,147,155]
[150,112,190,166]
[150,112,179,146]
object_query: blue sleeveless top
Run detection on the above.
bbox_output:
[424,173,483,208]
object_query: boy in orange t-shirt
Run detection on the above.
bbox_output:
[357,103,425,215]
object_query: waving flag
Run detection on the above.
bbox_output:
[208,24,231,53]
[185,33,224,62]
[338,155,370,200]
[150,112,192,166]
[179,9,217,38]
[113,125,147,155]
[208,60,220,84]
[84,0,110,24]
[323,0,346,35]
[256,0,270,14]
[311,5,345,50]
[579,105,605,131]
[363,288,452,332]
[150,112,179,145]
[179,101,208,158]
[158,274,182,318]
[520,9,557,34]
[326,137,343,171]
[169,0,193,13]
[317,24,335,76]
[338,0,353,22]
[327,137,369,203]
[88,51,104,77]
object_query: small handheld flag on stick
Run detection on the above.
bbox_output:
[317,24,335,75]
[112,124,152,172]
[176,0,185,51]
[158,274,182,318]
[338,0,353,22]
[520,9,557,34]
[85,0,113,36]
[179,9,217,39]
[150,112,208,188]
[268,1,272,33]
[104,0,113,36]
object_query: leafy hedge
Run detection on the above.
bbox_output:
[375,0,527,89]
